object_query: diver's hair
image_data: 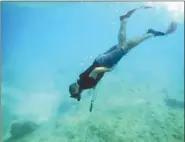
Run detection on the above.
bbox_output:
[69,83,83,98]
[69,83,78,94]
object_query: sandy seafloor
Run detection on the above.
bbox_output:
[3,74,184,142]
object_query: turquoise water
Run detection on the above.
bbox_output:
[2,2,184,142]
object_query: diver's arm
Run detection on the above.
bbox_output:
[89,67,112,79]
[93,67,112,73]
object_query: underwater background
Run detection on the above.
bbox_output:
[2,2,184,142]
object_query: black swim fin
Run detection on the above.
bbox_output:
[147,29,165,37]
[120,6,153,21]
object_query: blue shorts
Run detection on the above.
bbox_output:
[95,45,128,68]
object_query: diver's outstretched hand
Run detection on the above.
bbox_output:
[165,21,178,35]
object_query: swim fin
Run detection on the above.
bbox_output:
[120,6,153,21]
[147,29,165,37]
[165,21,178,35]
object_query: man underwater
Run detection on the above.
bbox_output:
[69,6,177,102]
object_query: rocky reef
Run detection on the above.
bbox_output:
[3,120,38,142]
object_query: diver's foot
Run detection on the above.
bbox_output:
[120,9,137,21]
[147,29,165,37]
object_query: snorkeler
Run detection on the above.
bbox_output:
[69,6,177,102]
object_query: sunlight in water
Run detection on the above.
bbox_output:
[146,2,184,23]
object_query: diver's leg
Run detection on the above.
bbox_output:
[118,8,138,48]
[126,29,166,50]
[96,33,154,68]
[104,10,135,54]
[118,19,127,47]
[118,7,149,47]
[126,33,153,50]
